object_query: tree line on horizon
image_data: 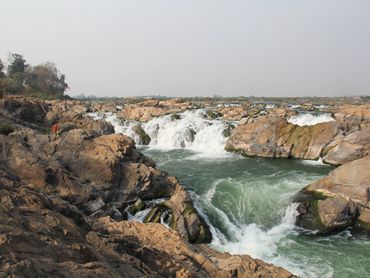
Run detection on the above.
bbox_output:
[0,53,68,99]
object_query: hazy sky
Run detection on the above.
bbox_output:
[1,0,370,97]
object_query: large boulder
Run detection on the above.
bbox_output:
[323,127,370,165]
[225,115,339,160]
[295,155,370,233]
[296,195,357,234]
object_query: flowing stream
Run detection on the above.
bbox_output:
[93,109,370,278]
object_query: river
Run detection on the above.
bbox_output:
[94,109,370,277]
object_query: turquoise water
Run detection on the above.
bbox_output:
[141,148,370,278]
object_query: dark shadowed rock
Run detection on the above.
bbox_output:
[132,124,151,145]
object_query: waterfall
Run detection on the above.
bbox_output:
[92,109,231,158]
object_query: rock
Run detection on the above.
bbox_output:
[143,204,170,224]
[222,123,235,137]
[204,110,220,119]
[0,152,294,278]
[116,99,195,122]
[336,105,370,122]
[184,128,196,143]
[128,199,145,215]
[323,127,370,165]
[0,124,211,244]
[303,155,370,206]
[132,124,151,145]
[171,113,182,121]
[84,197,106,215]
[218,106,245,121]
[296,195,357,234]
[93,217,296,278]
[296,155,370,233]
[118,106,167,121]
[3,97,47,124]
[225,115,339,160]
[58,113,115,137]
[356,207,370,231]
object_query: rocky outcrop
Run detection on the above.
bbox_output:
[295,155,370,234]
[0,129,210,243]
[0,168,294,277]
[225,115,339,160]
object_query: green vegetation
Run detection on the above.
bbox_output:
[0,123,15,136]
[0,53,68,99]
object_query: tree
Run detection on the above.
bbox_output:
[1,54,29,94]
[26,62,68,96]
[7,53,27,76]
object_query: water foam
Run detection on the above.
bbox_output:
[287,113,335,126]
[210,203,298,257]
[93,109,230,158]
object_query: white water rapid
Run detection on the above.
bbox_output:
[287,113,335,126]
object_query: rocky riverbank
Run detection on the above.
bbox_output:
[0,96,294,277]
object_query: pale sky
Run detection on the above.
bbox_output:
[1,0,370,97]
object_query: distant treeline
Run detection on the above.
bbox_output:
[0,53,68,99]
